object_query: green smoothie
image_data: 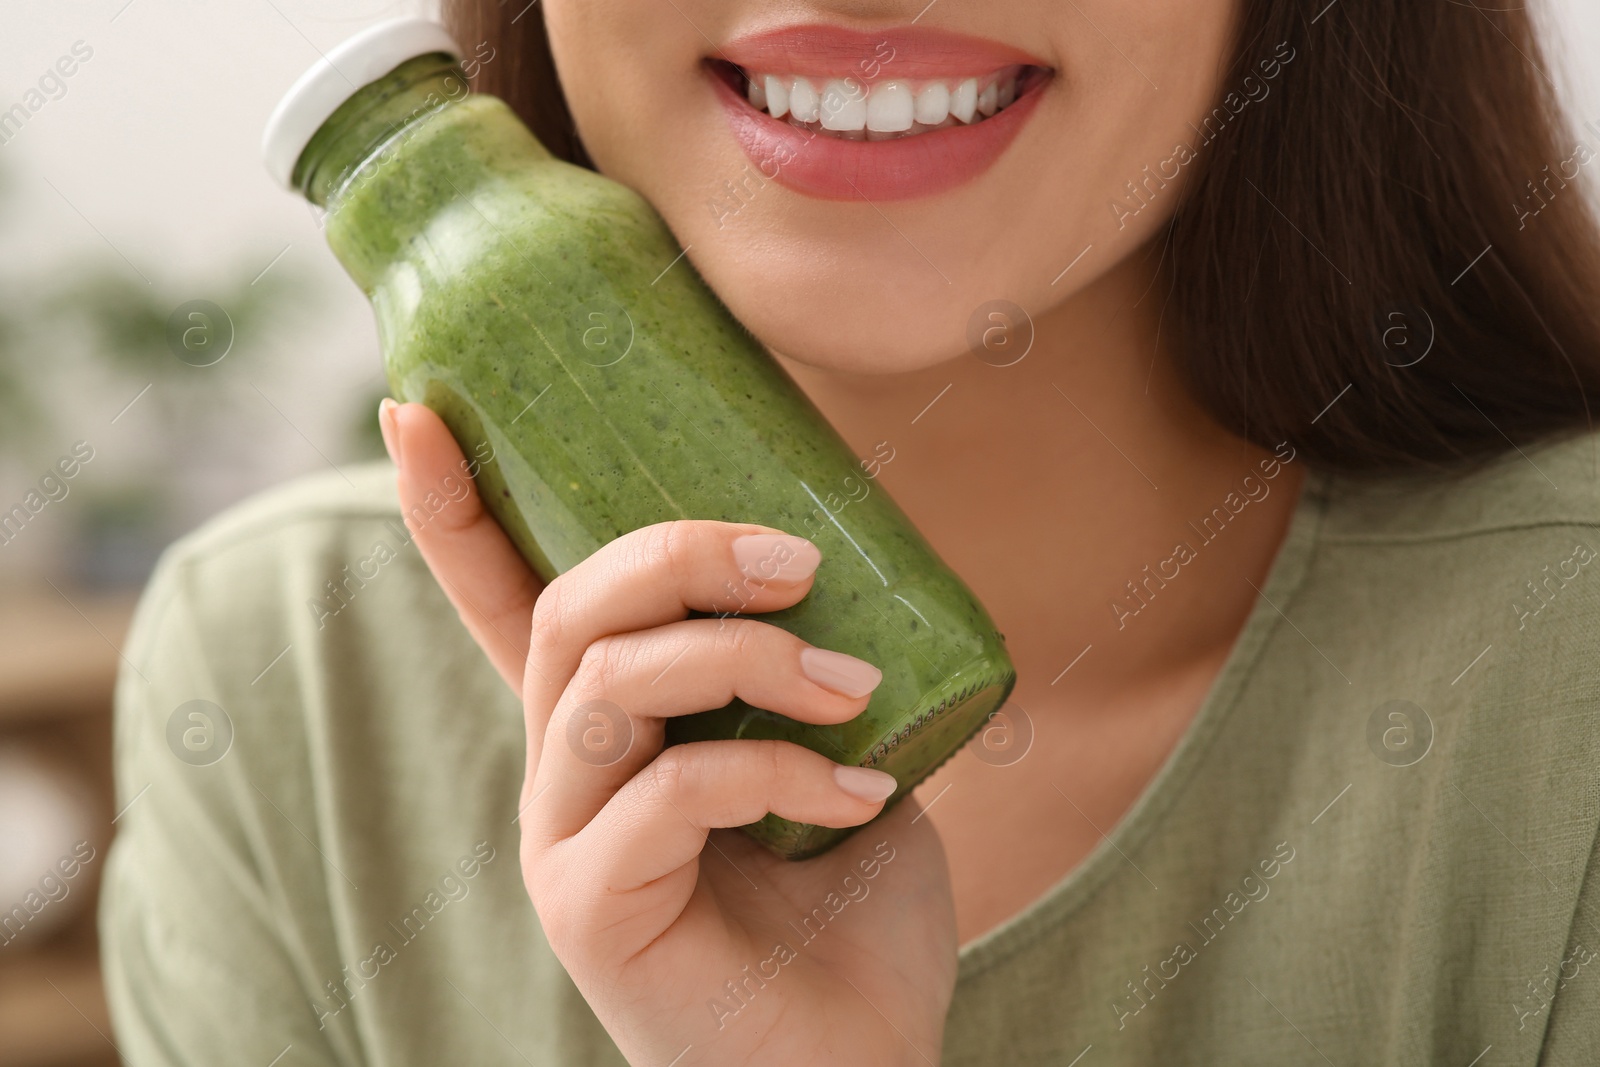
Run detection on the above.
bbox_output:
[278,47,1015,859]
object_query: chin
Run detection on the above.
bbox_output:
[730,289,970,376]
[777,340,958,376]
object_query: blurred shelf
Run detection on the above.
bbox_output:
[0,589,138,723]
[0,585,129,1066]
[0,947,119,1067]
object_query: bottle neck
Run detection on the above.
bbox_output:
[292,52,471,208]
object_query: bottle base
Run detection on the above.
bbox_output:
[739,668,1017,861]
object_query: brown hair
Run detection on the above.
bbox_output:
[443,0,1600,475]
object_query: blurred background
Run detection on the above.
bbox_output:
[0,1,1598,1064]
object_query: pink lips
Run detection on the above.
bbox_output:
[708,23,1051,202]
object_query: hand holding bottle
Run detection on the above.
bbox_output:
[381,399,957,1066]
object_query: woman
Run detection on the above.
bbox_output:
[101,0,1600,1063]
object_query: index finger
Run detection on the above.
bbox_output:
[518,517,823,721]
[383,398,545,692]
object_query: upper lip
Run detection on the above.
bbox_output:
[714,22,1050,81]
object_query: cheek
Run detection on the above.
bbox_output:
[1059,0,1241,224]
[542,0,708,184]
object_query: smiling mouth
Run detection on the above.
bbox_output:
[707,59,1051,142]
[705,22,1053,201]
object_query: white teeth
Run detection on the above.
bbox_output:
[865,80,914,132]
[950,78,977,123]
[738,66,1030,137]
[913,82,950,125]
[820,78,867,131]
[788,76,820,122]
[763,74,788,118]
[976,81,998,117]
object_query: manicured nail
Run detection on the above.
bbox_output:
[800,647,883,698]
[732,533,820,582]
[378,398,402,466]
[834,765,897,803]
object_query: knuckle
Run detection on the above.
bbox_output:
[527,576,570,656]
[726,617,774,668]
[722,617,762,661]
[642,746,692,805]
[633,518,716,591]
[572,634,630,697]
[640,519,699,589]
[756,738,786,788]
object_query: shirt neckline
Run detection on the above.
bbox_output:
[952,460,1334,981]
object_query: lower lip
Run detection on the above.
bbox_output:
[707,64,1048,202]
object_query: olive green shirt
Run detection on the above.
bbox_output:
[101,431,1600,1065]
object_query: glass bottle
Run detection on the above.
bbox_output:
[270,33,1015,859]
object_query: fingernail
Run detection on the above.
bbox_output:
[379,398,402,466]
[800,647,883,698]
[834,765,897,803]
[732,533,820,582]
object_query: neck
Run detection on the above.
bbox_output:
[770,246,1307,706]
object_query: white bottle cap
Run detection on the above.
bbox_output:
[262,17,463,190]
